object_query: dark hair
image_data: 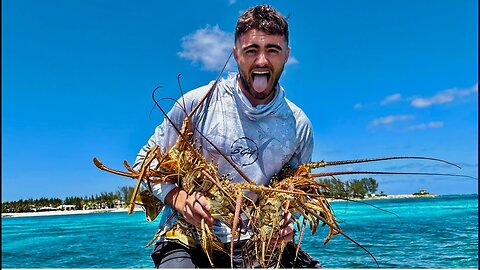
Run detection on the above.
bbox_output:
[235,4,289,44]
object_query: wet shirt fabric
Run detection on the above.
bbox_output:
[133,72,314,243]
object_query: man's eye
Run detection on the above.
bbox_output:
[268,49,280,54]
[245,49,257,55]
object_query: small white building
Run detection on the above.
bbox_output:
[58,204,76,211]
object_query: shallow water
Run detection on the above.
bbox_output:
[2,194,478,268]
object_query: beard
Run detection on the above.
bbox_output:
[238,67,283,102]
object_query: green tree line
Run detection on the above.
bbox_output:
[2,186,135,213]
[318,177,380,199]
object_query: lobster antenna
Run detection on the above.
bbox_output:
[189,52,233,117]
[151,53,257,187]
[151,87,187,142]
[194,125,255,184]
[337,230,380,268]
[310,156,461,169]
[310,171,477,180]
[177,74,187,115]
[177,52,255,185]
[332,196,402,221]
[148,86,162,120]
[149,97,186,120]
[296,200,379,267]
[150,52,233,154]
[328,175,402,221]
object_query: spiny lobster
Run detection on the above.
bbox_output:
[93,56,475,268]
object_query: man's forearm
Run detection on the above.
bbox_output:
[165,187,188,213]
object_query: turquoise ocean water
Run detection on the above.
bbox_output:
[2,194,478,268]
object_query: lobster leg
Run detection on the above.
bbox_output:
[128,145,159,214]
[200,218,215,267]
[230,193,244,268]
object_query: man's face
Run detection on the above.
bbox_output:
[233,29,290,106]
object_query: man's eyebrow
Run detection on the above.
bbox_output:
[242,44,259,51]
[242,44,283,51]
[266,44,283,50]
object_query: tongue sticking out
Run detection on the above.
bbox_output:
[252,74,268,93]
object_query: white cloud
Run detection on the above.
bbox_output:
[369,115,415,127]
[428,121,444,128]
[354,92,401,110]
[178,25,235,71]
[408,121,444,130]
[286,56,299,66]
[411,91,453,108]
[353,103,363,109]
[380,93,401,105]
[411,83,478,108]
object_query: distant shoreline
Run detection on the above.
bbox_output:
[328,193,439,203]
[1,207,136,218]
[1,194,446,218]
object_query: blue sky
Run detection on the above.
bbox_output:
[2,0,478,202]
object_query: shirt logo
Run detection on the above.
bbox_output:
[230,137,259,166]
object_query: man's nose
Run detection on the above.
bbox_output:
[255,53,269,66]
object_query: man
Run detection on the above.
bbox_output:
[134,4,320,268]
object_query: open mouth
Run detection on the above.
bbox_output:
[251,71,271,82]
[251,71,271,93]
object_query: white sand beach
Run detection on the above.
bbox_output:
[1,207,143,218]
[366,193,438,200]
[326,193,438,202]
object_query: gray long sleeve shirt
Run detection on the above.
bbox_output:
[133,72,314,242]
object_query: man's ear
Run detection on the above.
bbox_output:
[285,47,290,62]
[233,47,238,61]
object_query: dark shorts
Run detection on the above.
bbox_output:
[151,240,321,268]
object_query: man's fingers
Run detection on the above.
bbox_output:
[184,192,214,227]
[278,222,295,242]
[280,211,293,229]
[183,206,207,228]
[194,192,211,211]
[280,225,294,237]
[193,192,213,224]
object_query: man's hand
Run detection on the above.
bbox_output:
[272,211,295,245]
[183,191,215,228]
[278,221,295,242]
[165,187,214,228]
